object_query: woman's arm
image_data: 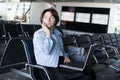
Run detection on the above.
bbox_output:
[33,31,53,55]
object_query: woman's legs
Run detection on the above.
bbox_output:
[47,67,65,80]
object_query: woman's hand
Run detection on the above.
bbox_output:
[42,22,51,37]
[64,57,71,64]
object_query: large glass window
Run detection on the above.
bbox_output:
[0,2,31,23]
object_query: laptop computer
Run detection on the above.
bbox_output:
[59,44,96,71]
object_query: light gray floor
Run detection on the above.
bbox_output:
[0,72,31,80]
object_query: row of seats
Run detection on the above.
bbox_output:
[0,37,91,80]
[62,33,120,80]
[0,23,41,38]
[0,33,120,80]
[0,23,41,61]
[0,23,41,46]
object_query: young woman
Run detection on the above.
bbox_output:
[33,8,71,80]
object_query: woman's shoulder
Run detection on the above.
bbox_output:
[54,28,62,36]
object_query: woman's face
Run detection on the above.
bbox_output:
[42,11,56,29]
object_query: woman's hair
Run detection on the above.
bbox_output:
[40,8,59,26]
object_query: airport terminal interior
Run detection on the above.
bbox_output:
[1,0,120,80]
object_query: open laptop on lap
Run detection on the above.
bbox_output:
[59,44,96,71]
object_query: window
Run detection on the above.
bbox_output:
[61,11,75,21]
[92,14,109,25]
[75,12,90,23]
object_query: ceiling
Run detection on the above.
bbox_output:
[0,0,120,3]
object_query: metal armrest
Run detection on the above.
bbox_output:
[7,32,12,39]
[105,45,119,54]
[109,60,120,73]
[25,63,51,80]
[1,35,10,45]
[109,65,120,73]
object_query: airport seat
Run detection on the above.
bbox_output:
[88,34,118,75]
[89,34,116,66]
[108,33,120,53]
[22,38,89,80]
[22,39,53,80]
[89,35,107,64]
[3,23,25,39]
[99,34,120,60]
[0,38,52,80]
[0,38,27,74]
[87,34,120,80]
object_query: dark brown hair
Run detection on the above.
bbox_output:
[40,8,59,26]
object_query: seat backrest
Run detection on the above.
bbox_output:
[75,35,91,50]
[3,23,20,38]
[115,34,120,44]
[108,33,119,47]
[62,35,77,46]
[33,24,41,31]
[0,23,5,37]
[89,34,106,65]
[89,34,101,45]
[22,39,35,65]
[21,24,35,37]
[62,35,78,52]
[99,34,112,46]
